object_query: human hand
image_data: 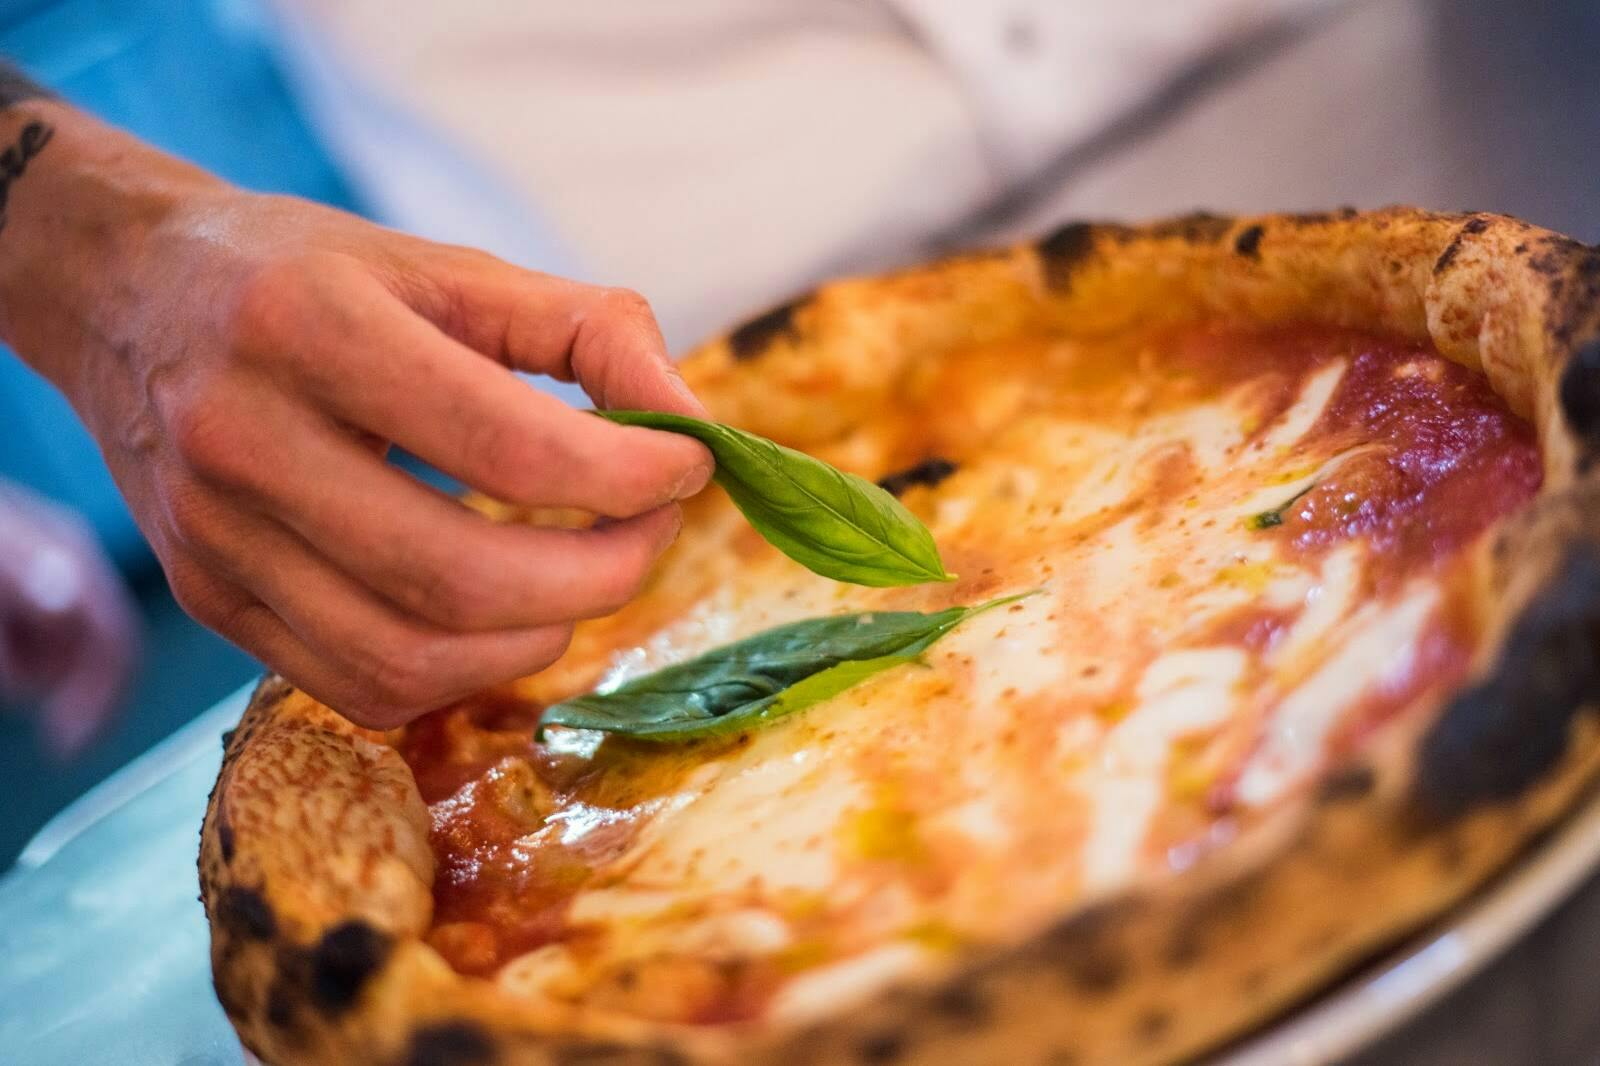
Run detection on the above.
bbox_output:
[0,481,139,755]
[0,102,712,728]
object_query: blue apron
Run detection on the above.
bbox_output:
[0,0,363,573]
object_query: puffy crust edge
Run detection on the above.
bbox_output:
[202,208,1600,1066]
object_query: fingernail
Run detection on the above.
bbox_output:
[670,462,713,500]
[665,369,709,417]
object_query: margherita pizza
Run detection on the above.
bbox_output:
[202,208,1600,1066]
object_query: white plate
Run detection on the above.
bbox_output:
[243,786,1600,1066]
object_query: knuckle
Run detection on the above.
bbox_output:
[556,439,666,517]
[335,697,416,732]
[598,286,654,322]
[589,544,654,615]
[458,414,526,494]
[604,463,674,517]
[231,251,360,355]
[361,633,447,714]
[526,623,575,671]
[162,485,224,553]
[462,422,583,510]
[165,560,229,628]
[587,581,634,619]
[169,399,247,483]
[414,558,495,630]
[231,258,306,345]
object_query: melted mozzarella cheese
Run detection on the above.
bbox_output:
[1258,360,1347,452]
[1236,584,1441,806]
[1082,648,1247,892]
[953,585,1068,709]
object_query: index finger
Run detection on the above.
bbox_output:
[385,249,708,417]
[267,261,712,518]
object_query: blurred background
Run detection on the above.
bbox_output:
[1,0,1597,870]
[1,2,1599,1064]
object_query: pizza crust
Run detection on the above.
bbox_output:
[201,208,1600,1066]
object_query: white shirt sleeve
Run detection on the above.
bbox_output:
[268,0,1339,350]
[881,0,1338,179]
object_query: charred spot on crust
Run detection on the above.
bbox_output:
[266,976,300,1034]
[1528,235,1590,278]
[551,1046,631,1066]
[1433,238,1464,276]
[1544,251,1600,353]
[550,1045,685,1066]
[1163,921,1204,969]
[217,885,277,941]
[407,1022,497,1066]
[1282,208,1358,228]
[213,963,250,1021]
[1046,901,1133,994]
[220,726,250,765]
[1163,871,1266,970]
[309,920,392,1013]
[1240,968,1269,995]
[1143,212,1234,243]
[1037,222,1097,291]
[1436,831,1469,875]
[857,1031,907,1064]
[728,296,806,361]
[930,979,991,1025]
[1415,546,1600,819]
[1318,763,1377,804]
[1299,921,1346,955]
[1136,1009,1173,1044]
[1233,224,1265,259]
[877,457,958,497]
[220,705,269,766]
[1280,210,1334,227]
[216,810,236,863]
[1165,882,1251,968]
[1559,340,1600,450]
[1433,217,1492,277]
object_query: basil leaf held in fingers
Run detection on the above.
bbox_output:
[539,592,1032,742]
[600,410,953,587]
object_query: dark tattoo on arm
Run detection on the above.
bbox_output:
[0,61,55,234]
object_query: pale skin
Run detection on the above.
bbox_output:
[0,88,714,731]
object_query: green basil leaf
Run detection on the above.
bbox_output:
[539,593,1031,742]
[599,410,953,587]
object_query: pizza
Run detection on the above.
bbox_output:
[201,208,1600,1066]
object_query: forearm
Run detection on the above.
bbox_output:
[0,62,225,398]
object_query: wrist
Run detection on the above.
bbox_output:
[0,98,228,396]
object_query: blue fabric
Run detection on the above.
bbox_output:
[0,0,362,571]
